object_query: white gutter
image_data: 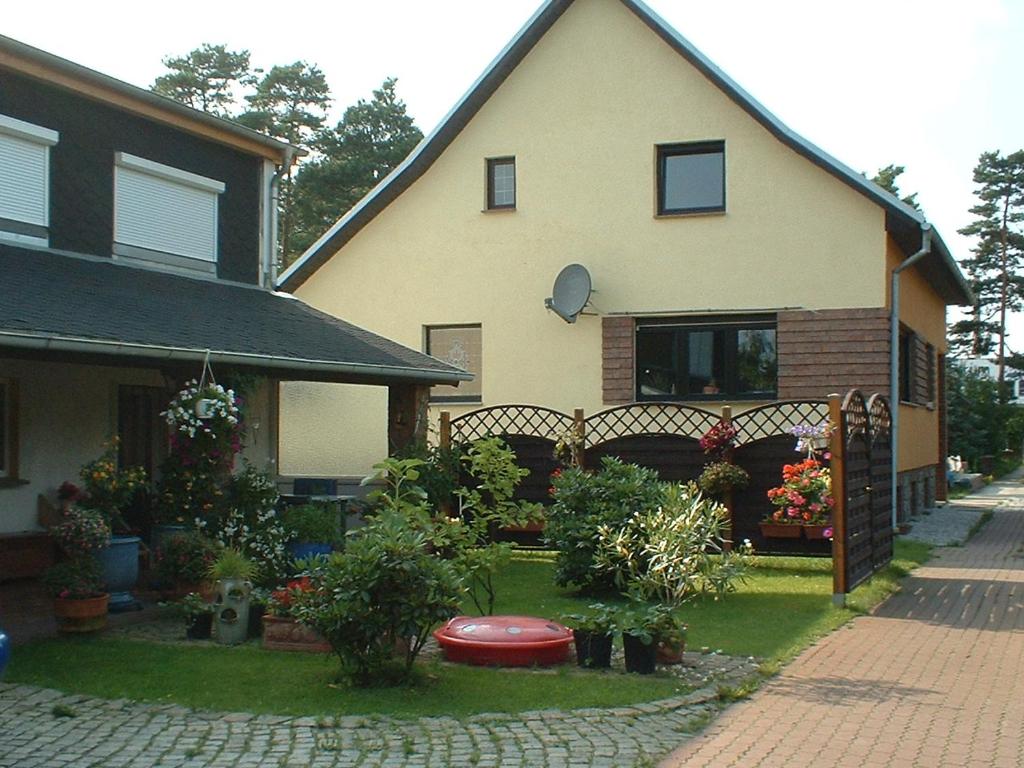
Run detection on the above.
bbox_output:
[0,330,471,384]
[889,224,933,530]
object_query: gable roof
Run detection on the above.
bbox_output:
[0,243,469,386]
[0,33,299,164]
[278,0,971,306]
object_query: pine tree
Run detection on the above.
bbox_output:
[871,164,920,210]
[152,44,253,116]
[950,150,1024,390]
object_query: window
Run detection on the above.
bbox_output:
[0,379,19,480]
[656,141,725,215]
[636,316,776,400]
[486,157,515,210]
[113,152,224,271]
[0,113,59,246]
[898,330,912,403]
[925,343,936,403]
[426,325,482,403]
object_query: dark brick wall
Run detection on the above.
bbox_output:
[602,316,634,404]
[777,308,890,400]
[0,69,262,284]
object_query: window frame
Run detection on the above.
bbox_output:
[425,324,483,404]
[0,378,21,482]
[0,113,59,247]
[112,151,225,271]
[656,140,726,216]
[635,315,777,402]
[485,157,516,211]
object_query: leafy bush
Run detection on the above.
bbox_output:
[282,503,341,545]
[42,557,104,599]
[697,461,750,497]
[545,457,663,593]
[594,482,752,605]
[295,511,464,686]
[155,531,219,584]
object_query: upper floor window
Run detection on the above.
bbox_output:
[656,140,725,215]
[426,324,482,403]
[636,315,776,400]
[486,157,516,210]
[113,152,224,272]
[0,113,59,246]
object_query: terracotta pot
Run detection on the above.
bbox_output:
[759,522,802,539]
[802,524,832,540]
[261,615,331,653]
[54,594,109,633]
[656,638,685,665]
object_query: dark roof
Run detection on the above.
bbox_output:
[277,0,972,307]
[0,34,300,163]
[0,243,470,385]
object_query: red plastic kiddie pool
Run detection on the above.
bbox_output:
[434,615,573,667]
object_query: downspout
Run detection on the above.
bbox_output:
[889,223,933,530]
[267,148,295,289]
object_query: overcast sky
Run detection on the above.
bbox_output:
[5,0,1022,346]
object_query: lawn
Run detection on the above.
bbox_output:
[6,541,930,718]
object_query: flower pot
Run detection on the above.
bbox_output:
[656,638,686,665]
[758,522,802,539]
[622,633,657,675]
[262,615,331,653]
[54,594,109,633]
[95,536,141,612]
[286,542,333,561]
[0,627,10,681]
[186,612,213,640]
[802,524,832,540]
[213,578,250,645]
[247,603,266,638]
[573,630,613,669]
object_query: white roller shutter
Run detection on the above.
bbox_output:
[114,153,225,263]
[0,114,58,228]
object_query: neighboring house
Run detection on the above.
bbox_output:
[956,358,1024,405]
[0,35,468,577]
[276,0,971,519]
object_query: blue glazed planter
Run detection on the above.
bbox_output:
[287,542,333,561]
[0,627,10,681]
[96,536,142,612]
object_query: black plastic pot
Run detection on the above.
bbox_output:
[186,612,213,640]
[247,603,266,639]
[622,633,657,674]
[573,630,613,669]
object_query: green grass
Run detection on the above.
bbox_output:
[7,542,930,718]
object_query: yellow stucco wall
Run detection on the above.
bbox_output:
[885,237,946,472]
[282,0,895,476]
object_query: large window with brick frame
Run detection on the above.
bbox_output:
[636,316,776,400]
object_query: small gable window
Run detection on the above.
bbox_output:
[486,157,516,210]
[113,152,225,272]
[657,140,725,215]
[0,113,59,246]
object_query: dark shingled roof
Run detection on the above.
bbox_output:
[0,243,469,385]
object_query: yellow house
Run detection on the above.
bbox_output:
[277,0,971,518]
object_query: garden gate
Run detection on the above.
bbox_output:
[829,391,894,603]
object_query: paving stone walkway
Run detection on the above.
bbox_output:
[661,475,1024,768]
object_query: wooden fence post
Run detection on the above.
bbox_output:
[439,411,451,451]
[721,405,734,553]
[829,393,848,606]
[573,408,586,469]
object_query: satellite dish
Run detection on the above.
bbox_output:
[545,263,593,323]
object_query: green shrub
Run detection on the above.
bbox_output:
[296,511,464,686]
[594,482,752,605]
[156,531,219,584]
[545,457,663,593]
[282,503,342,545]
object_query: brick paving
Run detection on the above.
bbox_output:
[661,477,1024,768]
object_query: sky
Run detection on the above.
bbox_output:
[4,0,1022,346]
